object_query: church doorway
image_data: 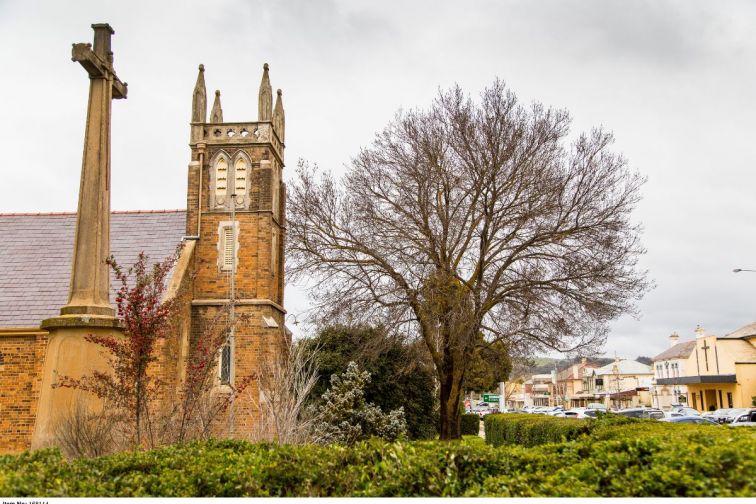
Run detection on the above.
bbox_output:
[704,389,718,411]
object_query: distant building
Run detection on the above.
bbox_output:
[651,332,695,410]
[530,374,552,407]
[582,358,653,408]
[655,324,756,412]
[551,358,601,408]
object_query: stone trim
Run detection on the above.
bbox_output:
[0,328,48,337]
[191,298,285,314]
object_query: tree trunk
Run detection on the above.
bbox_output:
[438,352,463,440]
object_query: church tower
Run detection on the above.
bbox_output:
[185,63,286,436]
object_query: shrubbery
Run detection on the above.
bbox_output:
[484,413,603,447]
[460,414,480,436]
[1,419,754,497]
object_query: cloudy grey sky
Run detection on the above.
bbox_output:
[1,0,755,360]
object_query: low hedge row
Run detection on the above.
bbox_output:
[483,413,640,447]
[460,414,480,435]
[1,422,754,497]
[484,413,595,447]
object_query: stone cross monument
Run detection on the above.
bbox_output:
[62,23,127,317]
[34,24,127,449]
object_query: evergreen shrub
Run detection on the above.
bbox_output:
[1,420,754,497]
[460,414,480,435]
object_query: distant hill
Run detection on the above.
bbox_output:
[525,356,615,375]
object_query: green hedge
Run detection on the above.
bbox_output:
[1,423,754,497]
[483,413,633,447]
[460,414,480,435]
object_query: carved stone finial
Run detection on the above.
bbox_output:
[258,63,272,121]
[191,64,207,123]
[273,87,285,142]
[210,89,224,123]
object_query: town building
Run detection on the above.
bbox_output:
[582,358,653,408]
[650,332,695,410]
[655,325,756,412]
[529,374,553,407]
[551,358,601,408]
[0,25,288,453]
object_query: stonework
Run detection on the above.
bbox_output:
[0,24,287,452]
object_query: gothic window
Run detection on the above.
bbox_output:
[214,156,229,207]
[219,342,231,384]
[234,157,248,197]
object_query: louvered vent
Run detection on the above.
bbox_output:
[221,225,235,271]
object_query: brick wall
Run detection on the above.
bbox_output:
[0,331,47,453]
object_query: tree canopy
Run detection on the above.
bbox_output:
[288,80,648,438]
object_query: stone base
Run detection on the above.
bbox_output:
[59,304,115,317]
[31,315,123,450]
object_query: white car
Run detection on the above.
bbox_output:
[555,408,589,419]
[729,409,756,426]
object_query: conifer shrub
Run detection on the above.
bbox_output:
[460,414,480,435]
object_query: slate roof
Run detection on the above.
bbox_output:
[652,340,696,362]
[0,210,186,327]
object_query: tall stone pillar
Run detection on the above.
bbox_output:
[32,24,128,449]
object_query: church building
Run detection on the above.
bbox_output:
[0,24,287,453]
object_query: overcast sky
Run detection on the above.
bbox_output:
[1,0,755,360]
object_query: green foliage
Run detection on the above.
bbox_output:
[2,420,755,497]
[314,362,407,445]
[460,414,480,436]
[463,335,512,393]
[484,413,635,447]
[304,325,437,439]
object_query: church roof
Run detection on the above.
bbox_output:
[721,321,756,340]
[0,210,186,328]
[651,340,696,362]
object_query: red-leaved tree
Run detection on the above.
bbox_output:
[57,248,254,450]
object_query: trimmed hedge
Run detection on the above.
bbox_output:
[460,414,480,435]
[483,413,636,447]
[0,421,754,497]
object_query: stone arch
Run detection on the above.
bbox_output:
[209,150,231,209]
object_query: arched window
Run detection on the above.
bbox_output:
[234,157,247,196]
[214,157,228,205]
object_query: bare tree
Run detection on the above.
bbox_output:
[53,398,124,459]
[248,339,320,445]
[287,80,649,439]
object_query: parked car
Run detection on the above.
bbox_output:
[721,408,750,424]
[729,408,756,426]
[586,403,608,411]
[616,407,665,420]
[661,416,720,425]
[555,408,589,419]
[671,406,700,417]
[703,408,732,423]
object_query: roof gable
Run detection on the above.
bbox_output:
[652,340,696,362]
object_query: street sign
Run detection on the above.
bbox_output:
[482,394,500,403]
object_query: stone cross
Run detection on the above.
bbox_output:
[701,340,710,371]
[61,24,127,317]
